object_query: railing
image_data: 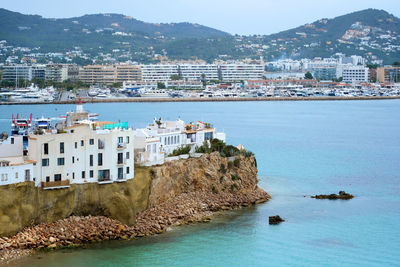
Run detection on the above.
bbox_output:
[41,180,70,188]
[117,142,126,149]
[98,177,111,182]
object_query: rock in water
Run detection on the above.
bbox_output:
[311,191,354,200]
[269,215,285,225]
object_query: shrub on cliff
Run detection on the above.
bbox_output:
[195,139,254,158]
[168,145,191,157]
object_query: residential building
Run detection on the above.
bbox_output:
[27,104,135,189]
[312,67,337,80]
[141,64,179,82]
[377,67,400,83]
[339,66,369,83]
[179,64,219,81]
[134,118,226,166]
[45,64,68,82]
[219,64,264,81]
[79,64,141,85]
[0,135,35,186]
[2,65,33,82]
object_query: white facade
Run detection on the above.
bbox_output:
[28,122,134,189]
[219,64,264,81]
[134,118,226,166]
[0,136,35,186]
[179,64,219,81]
[339,66,369,83]
[141,64,179,82]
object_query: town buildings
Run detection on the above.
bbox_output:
[377,66,400,83]
[134,118,226,166]
[79,64,141,85]
[0,135,34,186]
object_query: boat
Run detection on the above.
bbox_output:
[11,114,32,136]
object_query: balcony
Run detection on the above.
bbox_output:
[117,142,126,149]
[41,180,70,189]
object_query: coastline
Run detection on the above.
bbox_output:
[0,95,399,105]
[0,188,269,264]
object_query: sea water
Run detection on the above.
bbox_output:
[2,100,400,266]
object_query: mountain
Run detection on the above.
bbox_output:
[0,8,399,64]
[255,9,400,63]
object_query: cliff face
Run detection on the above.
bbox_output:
[149,152,258,206]
[0,167,152,236]
[0,153,264,237]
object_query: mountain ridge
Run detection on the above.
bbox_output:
[0,8,399,64]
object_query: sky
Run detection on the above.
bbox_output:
[1,0,399,35]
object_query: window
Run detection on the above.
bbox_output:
[205,132,213,140]
[44,143,49,155]
[98,139,105,149]
[89,139,94,145]
[118,153,123,164]
[15,172,18,179]
[54,174,61,181]
[118,167,123,179]
[42,158,49,166]
[98,153,103,166]
[153,144,156,153]
[82,171,85,179]
[57,158,65,166]
[46,176,50,182]
[75,142,77,149]
[71,130,74,133]
[11,137,14,144]
[98,170,110,181]
[90,170,94,178]
[81,140,84,146]
[126,136,130,144]
[118,137,123,144]
[90,155,93,167]
[126,152,130,159]
[72,156,75,164]
[60,142,64,153]
[126,166,130,174]
[72,172,75,179]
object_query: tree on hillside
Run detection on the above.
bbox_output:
[304,72,313,80]
[393,62,400,66]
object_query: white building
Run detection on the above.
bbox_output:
[179,64,219,81]
[141,64,179,82]
[339,66,369,83]
[0,135,35,186]
[134,118,226,166]
[26,103,135,189]
[219,64,264,81]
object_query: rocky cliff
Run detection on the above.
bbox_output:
[0,152,268,237]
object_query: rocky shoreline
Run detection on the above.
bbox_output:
[0,187,269,264]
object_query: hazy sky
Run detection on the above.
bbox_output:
[2,0,399,35]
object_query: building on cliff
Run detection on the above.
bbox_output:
[0,135,35,186]
[134,118,225,166]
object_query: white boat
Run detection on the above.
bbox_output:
[139,89,170,98]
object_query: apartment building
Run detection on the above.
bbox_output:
[140,64,179,82]
[377,67,400,83]
[134,118,226,166]
[79,65,141,85]
[0,135,35,186]
[219,64,264,81]
[338,66,369,83]
[179,64,219,81]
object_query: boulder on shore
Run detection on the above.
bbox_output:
[269,215,285,225]
[311,191,354,200]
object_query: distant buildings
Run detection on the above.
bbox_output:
[377,67,400,83]
[2,64,78,83]
[339,66,369,83]
[79,65,141,85]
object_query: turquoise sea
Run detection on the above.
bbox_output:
[1,100,400,266]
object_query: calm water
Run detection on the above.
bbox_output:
[2,100,400,267]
